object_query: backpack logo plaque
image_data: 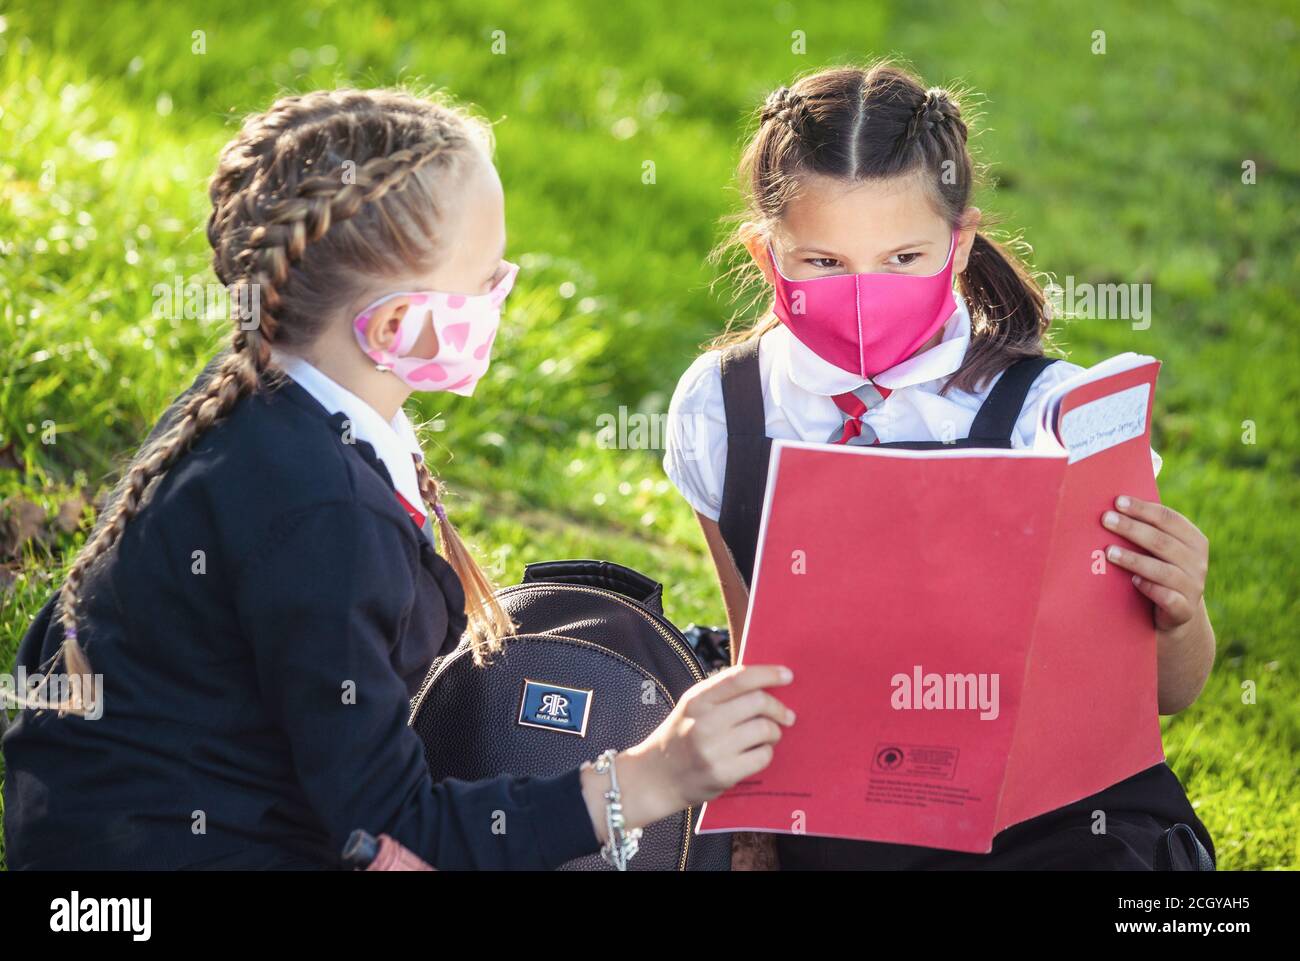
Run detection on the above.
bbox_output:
[518,679,593,737]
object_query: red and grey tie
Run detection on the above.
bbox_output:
[828,382,892,445]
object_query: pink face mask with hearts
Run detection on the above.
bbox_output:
[769,233,958,379]
[352,261,519,396]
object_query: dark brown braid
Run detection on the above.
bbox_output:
[760,86,810,130]
[48,90,511,714]
[904,88,966,144]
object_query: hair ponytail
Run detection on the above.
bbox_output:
[951,231,1050,393]
[413,458,514,665]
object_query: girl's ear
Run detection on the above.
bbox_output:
[741,221,776,284]
[364,298,412,354]
[954,207,982,274]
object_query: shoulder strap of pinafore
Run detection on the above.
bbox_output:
[717,347,1058,588]
[964,355,1059,444]
[717,338,772,590]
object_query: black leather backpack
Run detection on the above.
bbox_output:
[409,559,732,871]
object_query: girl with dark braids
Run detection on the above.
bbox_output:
[2,88,797,870]
[664,63,1216,870]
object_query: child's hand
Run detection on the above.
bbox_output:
[634,664,795,806]
[582,665,795,840]
[1101,495,1209,634]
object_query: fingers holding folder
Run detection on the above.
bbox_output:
[631,664,797,809]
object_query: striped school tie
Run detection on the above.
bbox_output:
[828,382,892,445]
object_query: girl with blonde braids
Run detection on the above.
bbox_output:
[2,89,795,870]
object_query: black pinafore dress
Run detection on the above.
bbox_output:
[716,338,1215,870]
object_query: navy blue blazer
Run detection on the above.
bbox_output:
[2,367,599,869]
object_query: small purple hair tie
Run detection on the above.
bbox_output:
[433,501,448,524]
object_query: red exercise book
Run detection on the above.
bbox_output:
[696,353,1166,853]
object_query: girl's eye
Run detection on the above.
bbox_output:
[806,258,842,270]
[889,252,923,267]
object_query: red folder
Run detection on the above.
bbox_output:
[696,354,1165,853]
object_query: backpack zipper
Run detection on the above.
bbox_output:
[496,582,707,684]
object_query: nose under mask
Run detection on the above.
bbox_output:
[769,234,958,379]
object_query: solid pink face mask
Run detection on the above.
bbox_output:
[769,233,958,379]
[352,262,518,396]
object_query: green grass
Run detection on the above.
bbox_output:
[2,0,1297,870]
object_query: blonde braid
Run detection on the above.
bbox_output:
[45,343,264,715]
[413,457,514,665]
[236,137,461,294]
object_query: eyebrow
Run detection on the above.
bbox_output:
[791,239,935,258]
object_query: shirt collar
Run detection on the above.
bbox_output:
[272,350,426,511]
[776,290,974,396]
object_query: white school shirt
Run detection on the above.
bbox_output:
[663,292,1161,522]
[273,351,427,514]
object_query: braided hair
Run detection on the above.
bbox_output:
[904,88,965,144]
[50,90,514,712]
[759,86,810,129]
[714,61,1052,395]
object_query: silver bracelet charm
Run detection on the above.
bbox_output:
[593,749,642,870]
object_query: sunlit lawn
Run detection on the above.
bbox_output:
[1,0,1297,869]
